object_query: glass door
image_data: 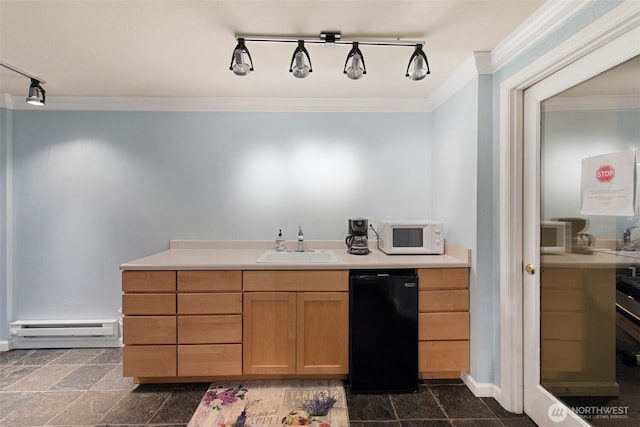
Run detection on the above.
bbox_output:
[523,46,640,425]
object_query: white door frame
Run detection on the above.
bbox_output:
[497,0,640,414]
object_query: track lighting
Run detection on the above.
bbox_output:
[343,42,366,80]
[26,78,46,106]
[406,44,430,81]
[0,60,47,106]
[229,38,254,76]
[230,32,428,81]
[289,40,312,78]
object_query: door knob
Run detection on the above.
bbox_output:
[525,264,535,275]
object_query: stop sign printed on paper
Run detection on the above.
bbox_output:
[581,149,636,216]
[595,164,615,183]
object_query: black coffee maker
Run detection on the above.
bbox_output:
[346,218,370,255]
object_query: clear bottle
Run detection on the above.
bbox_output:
[276,229,285,251]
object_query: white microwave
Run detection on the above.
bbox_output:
[377,220,444,255]
[541,220,571,254]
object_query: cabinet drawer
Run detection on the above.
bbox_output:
[542,340,585,373]
[419,312,469,340]
[419,340,469,373]
[541,268,584,289]
[178,315,242,344]
[122,271,176,292]
[419,290,469,312]
[177,344,242,376]
[123,316,176,344]
[177,293,242,314]
[418,268,469,289]
[122,294,176,315]
[177,271,242,292]
[243,270,348,292]
[123,345,176,377]
[542,289,584,312]
[542,312,585,341]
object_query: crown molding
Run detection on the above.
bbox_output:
[0,0,608,114]
[0,93,12,110]
[6,95,432,113]
[543,95,640,112]
[490,0,592,72]
[427,53,489,111]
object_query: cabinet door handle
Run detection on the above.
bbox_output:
[525,264,535,275]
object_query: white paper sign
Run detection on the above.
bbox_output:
[581,149,637,216]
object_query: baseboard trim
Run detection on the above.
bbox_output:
[461,371,500,398]
[0,338,123,352]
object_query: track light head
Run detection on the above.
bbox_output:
[406,44,430,81]
[344,42,366,80]
[230,38,254,76]
[26,78,46,106]
[289,40,312,79]
[231,33,428,81]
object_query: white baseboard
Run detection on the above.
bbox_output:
[1,338,123,351]
[10,337,121,349]
[461,371,500,398]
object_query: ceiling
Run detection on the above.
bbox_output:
[0,0,545,102]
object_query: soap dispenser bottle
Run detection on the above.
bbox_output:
[276,229,285,251]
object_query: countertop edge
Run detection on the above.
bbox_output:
[120,240,470,270]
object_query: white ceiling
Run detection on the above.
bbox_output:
[0,0,545,102]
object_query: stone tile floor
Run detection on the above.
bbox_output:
[0,348,535,426]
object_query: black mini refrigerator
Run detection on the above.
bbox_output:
[349,269,419,393]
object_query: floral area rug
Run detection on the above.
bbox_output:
[187,380,349,427]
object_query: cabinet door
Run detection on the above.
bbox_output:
[418,268,469,289]
[178,315,242,344]
[419,341,469,373]
[243,292,296,375]
[178,344,242,376]
[177,293,242,315]
[296,292,349,375]
[122,271,176,292]
[123,316,176,345]
[177,270,242,292]
[243,270,349,292]
[123,345,177,377]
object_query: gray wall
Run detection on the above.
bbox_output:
[542,109,640,238]
[432,77,481,380]
[8,111,432,323]
[1,0,629,391]
[1,107,9,343]
[431,74,496,384]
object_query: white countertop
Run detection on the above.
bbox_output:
[542,248,640,268]
[120,240,470,270]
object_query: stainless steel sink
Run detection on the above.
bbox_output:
[256,249,337,263]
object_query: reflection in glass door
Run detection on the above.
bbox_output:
[538,56,640,425]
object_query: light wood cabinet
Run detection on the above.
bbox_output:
[122,271,177,378]
[297,292,349,374]
[122,265,468,382]
[176,270,243,376]
[123,345,177,377]
[417,268,470,378]
[243,292,297,374]
[541,267,618,396]
[242,270,349,376]
[122,270,244,380]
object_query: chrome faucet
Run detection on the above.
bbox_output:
[623,226,638,249]
[297,226,304,252]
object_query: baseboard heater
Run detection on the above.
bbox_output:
[9,319,120,349]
